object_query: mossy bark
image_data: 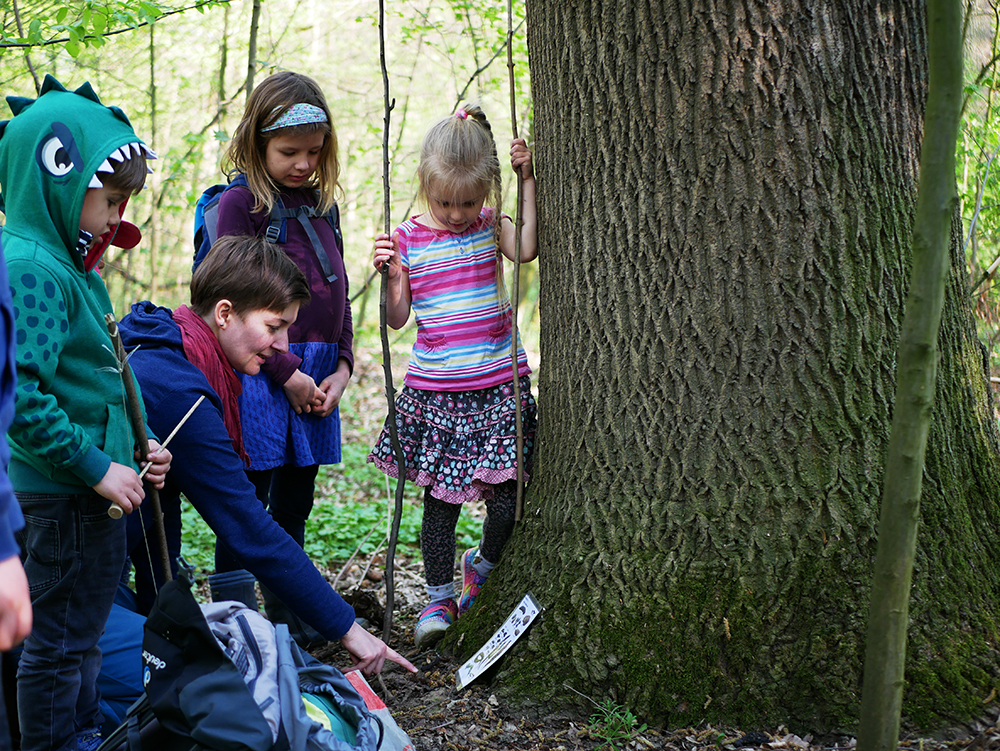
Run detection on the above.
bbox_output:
[445,0,1000,734]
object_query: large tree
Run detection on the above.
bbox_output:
[449,0,1000,733]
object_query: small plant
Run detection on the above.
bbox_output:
[588,698,647,751]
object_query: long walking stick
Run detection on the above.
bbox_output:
[105,314,172,582]
[507,0,526,522]
[378,0,408,644]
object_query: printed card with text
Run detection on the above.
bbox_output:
[456,592,541,690]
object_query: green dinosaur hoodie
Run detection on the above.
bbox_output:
[0,75,155,493]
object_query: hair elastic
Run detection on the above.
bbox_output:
[455,109,468,120]
[261,103,329,133]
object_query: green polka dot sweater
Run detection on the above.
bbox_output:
[0,76,153,493]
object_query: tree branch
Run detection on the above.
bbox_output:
[0,0,227,49]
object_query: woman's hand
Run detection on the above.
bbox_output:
[0,555,31,651]
[340,621,418,676]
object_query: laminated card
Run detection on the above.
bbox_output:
[456,592,541,690]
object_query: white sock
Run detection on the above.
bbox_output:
[427,582,456,603]
[472,553,494,579]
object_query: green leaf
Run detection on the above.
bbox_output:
[56,7,69,23]
[65,38,80,56]
[91,12,108,35]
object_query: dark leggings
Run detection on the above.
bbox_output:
[421,481,517,587]
[215,464,319,572]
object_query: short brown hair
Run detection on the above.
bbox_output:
[102,147,147,194]
[189,235,310,316]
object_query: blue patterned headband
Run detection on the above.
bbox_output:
[260,103,328,133]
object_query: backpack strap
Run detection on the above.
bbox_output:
[266,197,341,284]
[127,708,144,751]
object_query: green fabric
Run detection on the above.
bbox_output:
[301,693,357,744]
[0,75,151,493]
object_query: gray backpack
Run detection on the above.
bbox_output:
[98,564,380,751]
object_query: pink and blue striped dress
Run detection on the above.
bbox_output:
[399,208,530,391]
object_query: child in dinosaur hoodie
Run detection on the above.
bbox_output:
[0,75,171,751]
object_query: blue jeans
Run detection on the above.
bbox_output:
[15,493,126,751]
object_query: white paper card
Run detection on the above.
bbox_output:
[456,592,541,690]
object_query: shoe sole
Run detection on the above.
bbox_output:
[414,621,450,649]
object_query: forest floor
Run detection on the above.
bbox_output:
[308,346,995,751]
[307,561,993,751]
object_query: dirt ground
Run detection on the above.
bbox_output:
[321,349,994,751]
[302,554,993,751]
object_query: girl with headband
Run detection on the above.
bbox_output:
[209,71,353,649]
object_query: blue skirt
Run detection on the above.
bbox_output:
[238,341,342,470]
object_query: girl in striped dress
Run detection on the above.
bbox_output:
[369,104,538,648]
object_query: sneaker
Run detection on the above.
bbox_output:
[459,547,488,616]
[414,599,457,649]
[77,727,102,751]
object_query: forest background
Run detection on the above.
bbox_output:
[0,0,538,358]
[5,0,1000,406]
[0,0,540,571]
[4,0,1000,738]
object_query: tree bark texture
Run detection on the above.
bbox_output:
[449,0,1000,732]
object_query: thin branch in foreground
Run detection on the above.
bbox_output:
[0,0,227,49]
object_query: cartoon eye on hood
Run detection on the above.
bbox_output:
[34,122,84,180]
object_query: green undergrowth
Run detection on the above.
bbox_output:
[179,440,482,575]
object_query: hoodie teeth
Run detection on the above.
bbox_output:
[146,166,154,173]
[96,159,114,174]
[140,144,158,159]
[88,174,104,188]
[108,148,125,162]
[130,142,142,155]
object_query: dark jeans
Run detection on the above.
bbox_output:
[0,662,11,751]
[15,493,126,751]
[214,464,318,571]
[127,487,182,616]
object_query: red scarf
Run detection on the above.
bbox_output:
[172,305,250,467]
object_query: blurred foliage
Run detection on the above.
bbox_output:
[0,0,537,351]
[961,0,1000,391]
[0,0,535,570]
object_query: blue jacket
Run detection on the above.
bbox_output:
[0,235,21,560]
[118,301,355,640]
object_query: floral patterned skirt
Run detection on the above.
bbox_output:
[367,376,536,505]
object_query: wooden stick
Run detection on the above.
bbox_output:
[105,314,172,582]
[507,0,526,522]
[137,395,204,480]
[378,0,407,646]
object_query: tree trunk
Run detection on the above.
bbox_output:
[450,0,1000,732]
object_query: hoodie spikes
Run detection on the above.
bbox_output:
[107,148,126,163]
[96,159,114,174]
[88,174,103,188]
[140,144,157,159]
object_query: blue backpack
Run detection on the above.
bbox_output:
[192,175,343,282]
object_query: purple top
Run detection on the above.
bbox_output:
[216,185,354,384]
